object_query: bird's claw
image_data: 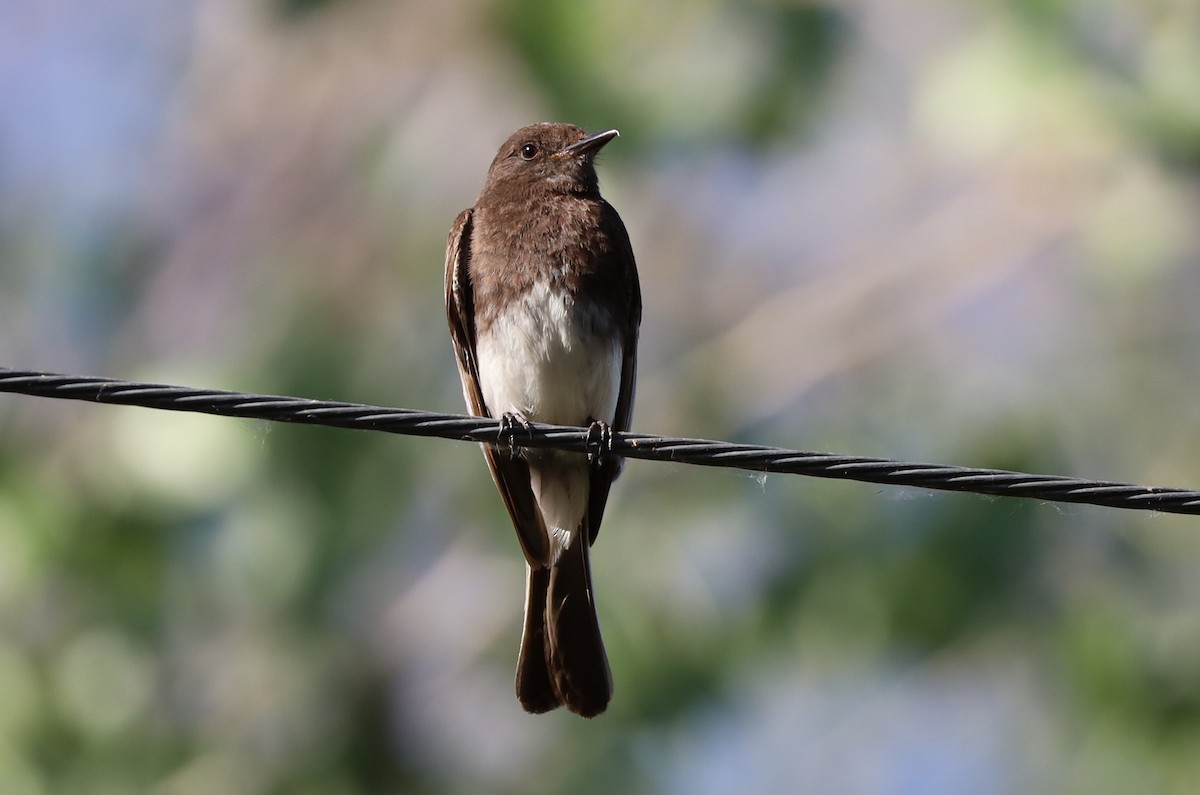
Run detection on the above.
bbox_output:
[498,412,534,458]
[585,420,613,467]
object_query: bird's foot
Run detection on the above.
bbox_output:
[498,412,534,458]
[585,419,613,467]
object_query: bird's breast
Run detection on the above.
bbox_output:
[476,280,621,429]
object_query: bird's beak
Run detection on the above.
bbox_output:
[561,129,620,158]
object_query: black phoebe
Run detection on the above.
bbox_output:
[445,122,641,717]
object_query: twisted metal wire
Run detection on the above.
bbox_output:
[2,367,1198,515]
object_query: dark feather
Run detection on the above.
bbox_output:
[544,522,612,717]
[585,200,642,544]
[444,208,550,565]
[515,566,560,713]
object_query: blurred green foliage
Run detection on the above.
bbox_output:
[500,0,844,148]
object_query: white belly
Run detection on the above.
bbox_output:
[476,281,621,428]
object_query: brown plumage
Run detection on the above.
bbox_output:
[445,123,640,717]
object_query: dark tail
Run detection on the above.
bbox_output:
[515,565,559,714]
[515,530,612,717]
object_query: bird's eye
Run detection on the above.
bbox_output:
[519,143,538,160]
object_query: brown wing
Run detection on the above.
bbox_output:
[586,202,642,544]
[445,209,551,565]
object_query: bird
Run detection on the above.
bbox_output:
[444,122,641,717]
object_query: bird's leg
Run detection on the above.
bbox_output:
[498,412,534,458]
[584,419,613,468]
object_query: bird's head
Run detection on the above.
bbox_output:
[481,122,619,201]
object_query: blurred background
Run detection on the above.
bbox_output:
[2,0,1200,792]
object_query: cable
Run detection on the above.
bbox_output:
[2,367,1198,515]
